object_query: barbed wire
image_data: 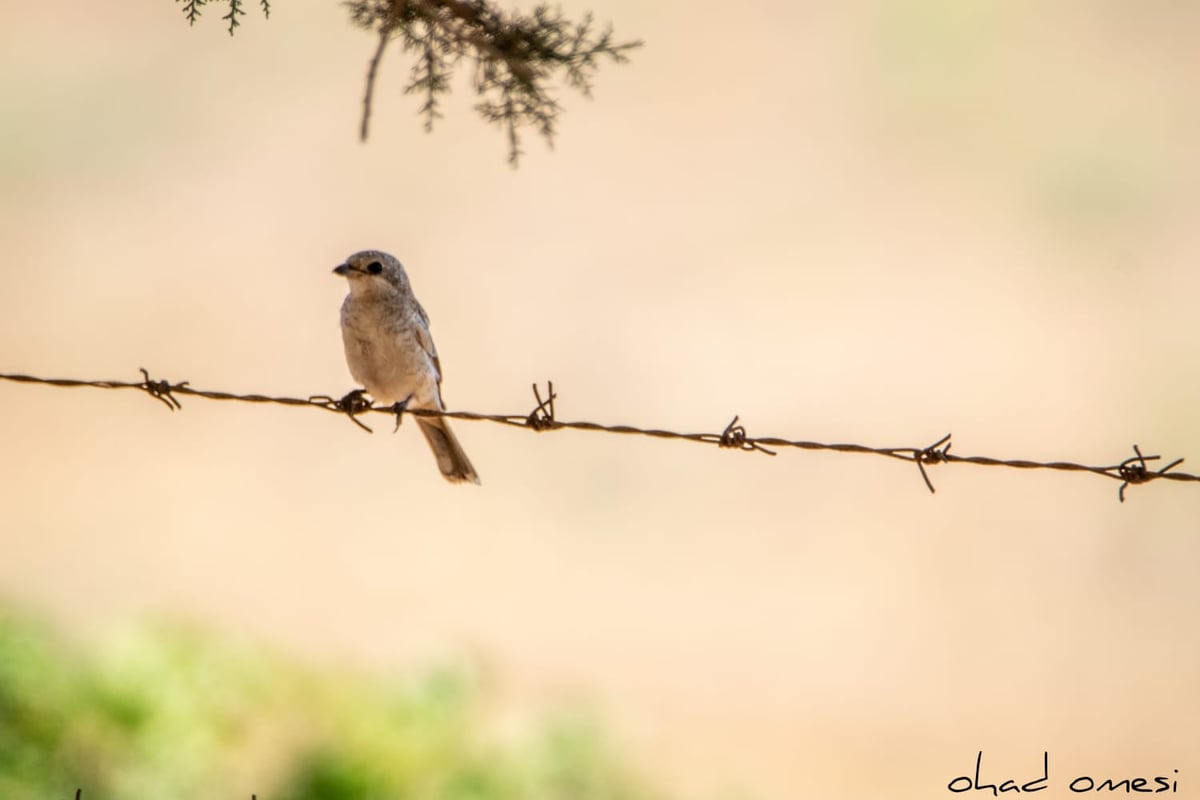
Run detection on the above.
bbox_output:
[2,368,1195,502]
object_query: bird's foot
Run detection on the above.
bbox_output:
[391,394,414,433]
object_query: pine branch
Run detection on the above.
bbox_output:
[172,0,641,164]
[180,0,204,25]
[348,0,642,165]
[174,0,267,33]
[223,0,245,35]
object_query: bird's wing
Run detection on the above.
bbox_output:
[411,302,442,386]
[412,298,431,330]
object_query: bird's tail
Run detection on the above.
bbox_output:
[416,416,481,485]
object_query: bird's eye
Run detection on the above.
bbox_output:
[367,261,383,274]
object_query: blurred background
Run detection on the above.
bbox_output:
[2,1,1199,798]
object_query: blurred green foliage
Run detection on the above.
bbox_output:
[0,608,659,800]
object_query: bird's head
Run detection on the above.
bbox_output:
[333,250,411,295]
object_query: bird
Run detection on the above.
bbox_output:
[333,249,480,484]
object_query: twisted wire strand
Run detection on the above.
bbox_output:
[2,369,1194,502]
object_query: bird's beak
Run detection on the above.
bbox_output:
[333,263,352,276]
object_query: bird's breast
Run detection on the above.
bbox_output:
[340,298,437,406]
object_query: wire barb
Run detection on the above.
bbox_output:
[718,416,776,455]
[912,433,953,494]
[1116,444,1184,503]
[526,381,558,431]
[2,370,1199,502]
[308,389,375,433]
[137,367,186,411]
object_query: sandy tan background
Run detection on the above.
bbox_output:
[2,1,1199,797]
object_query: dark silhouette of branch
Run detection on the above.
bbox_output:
[176,0,640,163]
[175,0,269,35]
[347,0,642,164]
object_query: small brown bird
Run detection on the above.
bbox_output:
[333,250,480,484]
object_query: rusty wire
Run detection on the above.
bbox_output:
[1,369,1196,503]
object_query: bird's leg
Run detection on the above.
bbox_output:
[391,393,414,433]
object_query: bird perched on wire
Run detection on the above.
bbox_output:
[333,249,480,484]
